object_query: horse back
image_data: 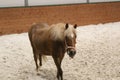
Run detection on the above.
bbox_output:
[29,23,48,38]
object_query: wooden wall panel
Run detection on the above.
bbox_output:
[0,2,120,35]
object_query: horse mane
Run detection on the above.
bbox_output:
[49,23,76,41]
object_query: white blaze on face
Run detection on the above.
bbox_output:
[71,33,74,38]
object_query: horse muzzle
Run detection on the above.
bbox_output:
[67,47,76,58]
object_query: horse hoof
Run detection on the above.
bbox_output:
[36,72,40,76]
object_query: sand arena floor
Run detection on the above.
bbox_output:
[0,22,120,80]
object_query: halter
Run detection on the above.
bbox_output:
[65,39,76,51]
[65,40,76,56]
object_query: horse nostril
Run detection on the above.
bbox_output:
[67,48,76,58]
[70,50,76,55]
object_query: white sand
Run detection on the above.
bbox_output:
[0,22,120,80]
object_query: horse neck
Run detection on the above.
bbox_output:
[62,40,67,53]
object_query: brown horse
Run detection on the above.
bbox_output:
[28,23,77,80]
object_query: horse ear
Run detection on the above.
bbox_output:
[65,23,69,30]
[74,24,77,29]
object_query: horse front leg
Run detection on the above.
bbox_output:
[53,57,63,80]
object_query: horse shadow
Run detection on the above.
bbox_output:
[36,68,57,80]
[19,67,57,80]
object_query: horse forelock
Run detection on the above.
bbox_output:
[49,23,76,41]
[64,24,76,39]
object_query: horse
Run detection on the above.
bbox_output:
[28,23,77,80]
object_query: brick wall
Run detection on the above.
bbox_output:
[0,2,120,35]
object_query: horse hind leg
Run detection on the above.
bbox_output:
[39,54,47,66]
[39,54,42,66]
[33,49,39,71]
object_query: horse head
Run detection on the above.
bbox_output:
[64,23,77,58]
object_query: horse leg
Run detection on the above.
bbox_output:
[33,49,39,71]
[60,54,64,65]
[59,54,64,80]
[39,54,42,66]
[34,55,39,71]
[53,57,63,80]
